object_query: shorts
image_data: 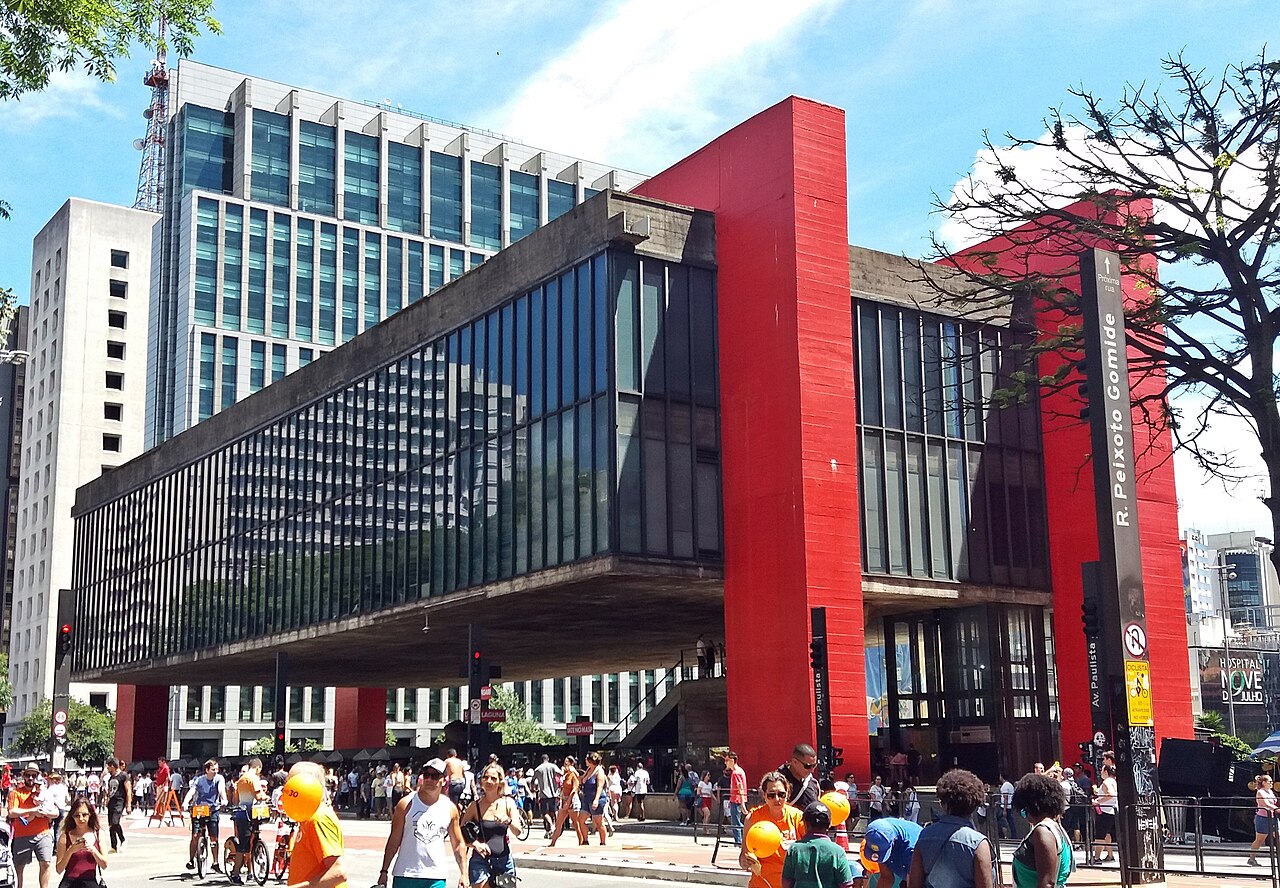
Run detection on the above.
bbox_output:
[233,809,253,852]
[700,797,713,810]
[633,793,646,802]
[1256,814,1277,835]
[468,851,515,886]
[536,798,557,817]
[13,832,53,865]
[581,794,605,816]
[192,812,221,836]
[1094,811,1116,837]
[392,878,447,888]
[448,779,466,805]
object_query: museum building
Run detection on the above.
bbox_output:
[71,97,1194,779]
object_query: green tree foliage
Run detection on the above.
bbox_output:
[0,0,220,100]
[0,653,14,713]
[488,685,567,747]
[11,697,114,763]
[924,49,1280,576]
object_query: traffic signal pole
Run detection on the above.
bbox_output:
[274,652,289,756]
[809,607,834,779]
[50,589,74,769]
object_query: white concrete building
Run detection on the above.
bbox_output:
[6,198,157,741]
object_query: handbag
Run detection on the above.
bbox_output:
[461,800,483,844]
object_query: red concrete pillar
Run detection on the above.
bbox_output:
[959,209,1194,758]
[114,684,168,762]
[635,97,870,780]
[332,688,388,749]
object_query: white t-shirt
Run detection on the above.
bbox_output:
[698,780,714,799]
[632,768,651,794]
[394,794,455,879]
[1097,777,1118,814]
[869,783,885,811]
[1000,780,1014,809]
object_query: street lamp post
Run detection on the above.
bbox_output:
[1216,556,1240,736]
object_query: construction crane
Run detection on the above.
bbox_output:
[133,17,169,214]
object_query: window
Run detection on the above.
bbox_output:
[386,141,422,234]
[239,686,255,721]
[298,122,337,215]
[109,280,127,299]
[106,341,125,360]
[89,693,108,711]
[469,160,501,249]
[343,132,379,225]
[429,152,463,242]
[105,372,123,390]
[180,104,234,195]
[109,250,128,269]
[185,686,203,721]
[510,171,539,243]
[103,403,123,421]
[102,434,121,453]
[250,109,291,206]
[107,311,126,329]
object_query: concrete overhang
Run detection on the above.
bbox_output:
[73,556,724,687]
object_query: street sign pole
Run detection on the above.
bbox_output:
[274,652,289,756]
[50,589,74,767]
[810,607,833,780]
[1080,248,1163,884]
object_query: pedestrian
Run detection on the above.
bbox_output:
[1251,773,1280,866]
[901,781,920,824]
[442,749,468,807]
[889,750,908,785]
[867,774,886,822]
[1060,767,1084,847]
[85,772,100,812]
[8,763,55,888]
[778,744,821,811]
[155,757,171,797]
[579,753,607,846]
[287,762,348,888]
[44,773,70,847]
[54,798,108,888]
[530,754,562,834]
[630,761,651,822]
[1010,773,1073,888]
[1090,764,1118,864]
[997,773,1016,839]
[906,745,922,783]
[460,762,523,887]
[697,771,716,836]
[228,757,267,886]
[907,769,995,888]
[101,758,131,854]
[390,763,407,810]
[782,801,857,888]
[606,765,623,822]
[740,771,805,888]
[547,756,586,848]
[721,752,747,844]
[859,816,922,888]
[697,634,710,674]
[676,764,697,825]
[377,759,465,888]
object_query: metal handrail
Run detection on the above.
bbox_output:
[595,652,686,747]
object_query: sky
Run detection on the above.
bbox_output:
[0,0,1275,537]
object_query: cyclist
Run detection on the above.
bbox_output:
[228,758,268,885]
[184,759,227,874]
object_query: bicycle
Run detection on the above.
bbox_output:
[270,817,296,883]
[189,805,217,879]
[222,802,273,885]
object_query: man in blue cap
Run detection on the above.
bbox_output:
[859,816,922,888]
[782,802,858,888]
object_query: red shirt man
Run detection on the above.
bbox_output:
[156,758,172,793]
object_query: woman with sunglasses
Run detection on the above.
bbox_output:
[739,771,805,888]
[460,764,522,887]
[547,756,586,847]
[55,798,108,888]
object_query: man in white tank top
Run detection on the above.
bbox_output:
[376,759,468,888]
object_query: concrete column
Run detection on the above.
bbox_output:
[115,684,169,762]
[332,688,387,749]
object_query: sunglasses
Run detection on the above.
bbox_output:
[765,791,788,799]
[795,760,817,770]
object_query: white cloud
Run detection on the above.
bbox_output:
[488,0,843,170]
[1171,394,1271,537]
[0,69,117,130]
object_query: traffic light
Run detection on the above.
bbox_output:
[831,746,845,768]
[55,622,73,663]
[809,638,826,671]
[470,648,483,677]
[275,722,286,748]
[1081,586,1101,639]
[1075,361,1091,420]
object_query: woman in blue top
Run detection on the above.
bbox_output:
[907,769,994,888]
[1010,773,1073,888]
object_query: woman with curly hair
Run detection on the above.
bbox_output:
[740,771,805,888]
[1011,773,1073,888]
[907,768,994,888]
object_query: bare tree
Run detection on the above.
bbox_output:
[922,49,1280,576]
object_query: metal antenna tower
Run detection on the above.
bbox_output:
[133,16,169,213]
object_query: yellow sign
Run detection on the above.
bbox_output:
[1125,660,1153,726]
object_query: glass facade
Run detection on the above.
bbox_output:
[297,122,337,216]
[386,142,422,235]
[470,161,502,250]
[179,105,234,196]
[855,301,1048,589]
[250,110,290,206]
[344,133,380,226]
[509,171,539,243]
[429,153,463,242]
[548,180,575,222]
[75,249,721,669]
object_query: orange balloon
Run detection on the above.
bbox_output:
[820,791,850,827]
[746,820,783,858]
[280,773,323,822]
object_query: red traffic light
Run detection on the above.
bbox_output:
[473,650,481,659]
[59,624,72,635]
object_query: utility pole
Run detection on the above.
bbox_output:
[1215,555,1239,736]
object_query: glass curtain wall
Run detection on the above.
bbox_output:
[250,110,290,206]
[297,122,337,216]
[855,301,1048,589]
[73,250,721,669]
